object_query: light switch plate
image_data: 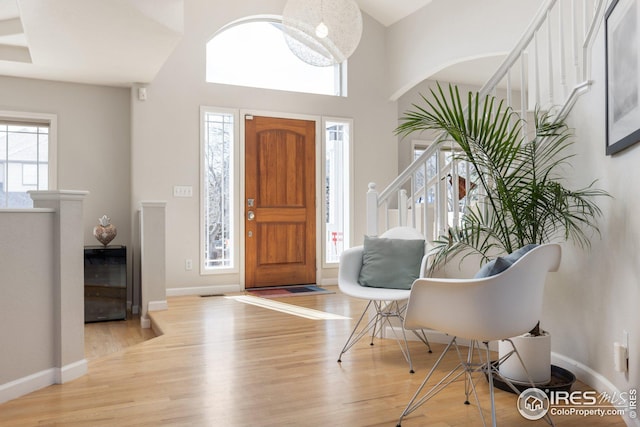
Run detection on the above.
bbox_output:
[173,185,193,197]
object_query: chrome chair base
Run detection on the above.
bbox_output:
[337,300,432,373]
[397,337,555,427]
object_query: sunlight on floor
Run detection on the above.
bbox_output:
[226,295,350,320]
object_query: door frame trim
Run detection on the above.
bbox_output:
[239,109,322,289]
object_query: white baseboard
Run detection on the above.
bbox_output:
[551,352,640,427]
[0,359,87,405]
[148,300,168,312]
[57,359,87,383]
[166,284,241,297]
[0,369,56,405]
[140,315,151,329]
[320,278,338,286]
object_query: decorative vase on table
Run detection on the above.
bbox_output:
[93,215,117,247]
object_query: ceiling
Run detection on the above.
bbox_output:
[0,0,184,86]
[0,0,480,88]
[357,0,433,27]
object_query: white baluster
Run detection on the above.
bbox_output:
[559,0,567,99]
[506,69,512,109]
[422,161,430,240]
[547,9,554,106]
[366,182,378,236]
[534,30,541,107]
[398,189,408,227]
[572,0,580,83]
[410,174,416,228]
[451,156,459,229]
[520,51,528,139]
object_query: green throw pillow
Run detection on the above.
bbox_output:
[358,235,425,290]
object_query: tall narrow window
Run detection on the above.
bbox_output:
[324,119,351,265]
[202,108,236,271]
[0,119,51,208]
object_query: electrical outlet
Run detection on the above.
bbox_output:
[614,331,630,373]
[185,259,193,271]
[624,330,630,372]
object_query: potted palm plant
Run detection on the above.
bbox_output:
[395,83,609,385]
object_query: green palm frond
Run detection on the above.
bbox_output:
[397,83,610,271]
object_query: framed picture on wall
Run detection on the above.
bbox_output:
[605,0,640,155]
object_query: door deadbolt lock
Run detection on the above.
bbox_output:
[247,198,255,207]
[248,211,255,221]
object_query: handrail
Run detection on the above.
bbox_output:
[379,0,560,204]
[371,0,604,238]
[478,0,557,99]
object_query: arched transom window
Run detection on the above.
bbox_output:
[206,18,345,96]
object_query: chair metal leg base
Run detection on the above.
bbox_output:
[337,300,431,373]
[397,337,556,427]
[496,339,556,427]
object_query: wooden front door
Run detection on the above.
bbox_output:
[244,115,316,288]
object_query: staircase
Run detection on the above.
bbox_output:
[367,0,605,241]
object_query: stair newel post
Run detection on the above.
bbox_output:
[366,182,379,237]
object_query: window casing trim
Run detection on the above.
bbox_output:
[200,106,240,275]
[0,110,57,192]
[321,116,353,268]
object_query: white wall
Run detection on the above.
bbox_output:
[131,0,398,292]
[0,190,88,404]
[0,78,131,247]
[0,211,55,386]
[546,18,640,406]
[0,76,132,303]
[386,0,542,100]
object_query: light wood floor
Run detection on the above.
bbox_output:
[84,313,156,360]
[0,287,626,426]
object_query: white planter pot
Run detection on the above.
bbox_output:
[498,332,551,385]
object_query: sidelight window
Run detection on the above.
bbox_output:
[323,118,352,265]
[201,107,237,272]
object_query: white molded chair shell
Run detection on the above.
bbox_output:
[404,243,562,342]
[397,243,562,427]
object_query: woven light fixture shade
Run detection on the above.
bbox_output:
[282,0,363,66]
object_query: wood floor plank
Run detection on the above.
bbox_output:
[0,288,627,426]
[84,313,156,360]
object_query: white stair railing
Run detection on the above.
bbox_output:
[367,0,605,238]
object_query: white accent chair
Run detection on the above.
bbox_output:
[396,243,561,427]
[337,227,432,373]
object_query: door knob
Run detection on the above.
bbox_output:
[248,211,255,221]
